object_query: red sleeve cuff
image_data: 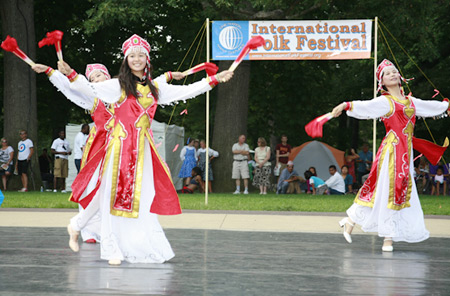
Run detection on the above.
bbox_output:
[67,69,78,82]
[45,67,54,77]
[444,98,450,110]
[344,102,351,111]
[207,75,219,87]
[165,71,173,82]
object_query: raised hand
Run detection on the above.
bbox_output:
[216,70,234,83]
[57,60,72,75]
[171,72,186,81]
[31,64,49,73]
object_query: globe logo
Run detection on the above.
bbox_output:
[219,26,243,50]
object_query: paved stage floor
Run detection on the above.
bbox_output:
[0,227,449,295]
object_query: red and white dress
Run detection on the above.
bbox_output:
[345,94,449,242]
[67,71,219,263]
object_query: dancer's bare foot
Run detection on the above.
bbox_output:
[67,224,80,252]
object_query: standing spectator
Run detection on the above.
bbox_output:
[0,138,14,191]
[344,148,359,187]
[73,124,90,173]
[232,135,250,194]
[39,148,53,190]
[253,137,271,194]
[51,130,71,193]
[15,130,34,192]
[275,135,292,175]
[341,165,354,194]
[178,139,198,186]
[277,160,302,194]
[325,165,346,195]
[197,140,219,193]
[193,139,200,151]
[304,171,326,195]
[356,143,373,185]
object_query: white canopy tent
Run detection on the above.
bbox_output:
[65,120,184,192]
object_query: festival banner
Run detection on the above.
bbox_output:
[212,20,372,60]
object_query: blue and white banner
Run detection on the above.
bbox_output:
[212,20,372,60]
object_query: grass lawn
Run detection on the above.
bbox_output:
[1,191,449,215]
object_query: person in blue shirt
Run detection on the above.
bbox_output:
[304,171,326,195]
[356,143,372,186]
[341,165,354,194]
[277,161,302,194]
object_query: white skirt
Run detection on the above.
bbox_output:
[71,138,175,263]
[347,147,429,243]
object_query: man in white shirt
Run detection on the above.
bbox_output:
[232,134,250,194]
[15,130,34,192]
[51,130,71,193]
[73,124,90,173]
[325,165,345,195]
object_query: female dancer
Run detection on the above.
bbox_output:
[332,59,449,251]
[60,34,233,265]
[32,63,114,244]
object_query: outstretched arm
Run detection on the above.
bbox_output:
[32,63,95,110]
[332,96,392,119]
[411,97,450,118]
[157,70,233,106]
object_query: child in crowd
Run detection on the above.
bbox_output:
[431,166,447,196]
[180,167,204,194]
[304,171,327,195]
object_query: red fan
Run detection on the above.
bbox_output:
[305,113,333,138]
[1,35,35,66]
[412,137,448,165]
[38,30,64,61]
[228,36,265,72]
[182,62,219,76]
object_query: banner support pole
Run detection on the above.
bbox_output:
[372,17,378,155]
[205,18,210,205]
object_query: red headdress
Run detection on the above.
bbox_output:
[122,34,151,80]
[376,59,413,94]
[85,63,111,80]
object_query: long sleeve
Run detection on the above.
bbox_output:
[69,71,122,104]
[180,146,187,161]
[47,70,95,110]
[411,97,449,118]
[209,148,219,158]
[346,96,392,120]
[156,77,217,106]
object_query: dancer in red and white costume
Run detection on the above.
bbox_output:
[59,34,232,265]
[332,59,449,252]
[33,63,114,244]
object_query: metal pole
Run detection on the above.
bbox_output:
[205,18,210,205]
[372,17,378,155]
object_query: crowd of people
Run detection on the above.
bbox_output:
[178,138,219,193]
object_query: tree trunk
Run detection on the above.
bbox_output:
[1,0,41,190]
[212,60,250,192]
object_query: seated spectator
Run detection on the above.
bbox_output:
[341,165,354,194]
[306,166,317,194]
[325,165,345,195]
[277,161,303,194]
[180,167,204,194]
[431,166,447,196]
[415,156,430,194]
[304,170,327,195]
[0,138,14,191]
